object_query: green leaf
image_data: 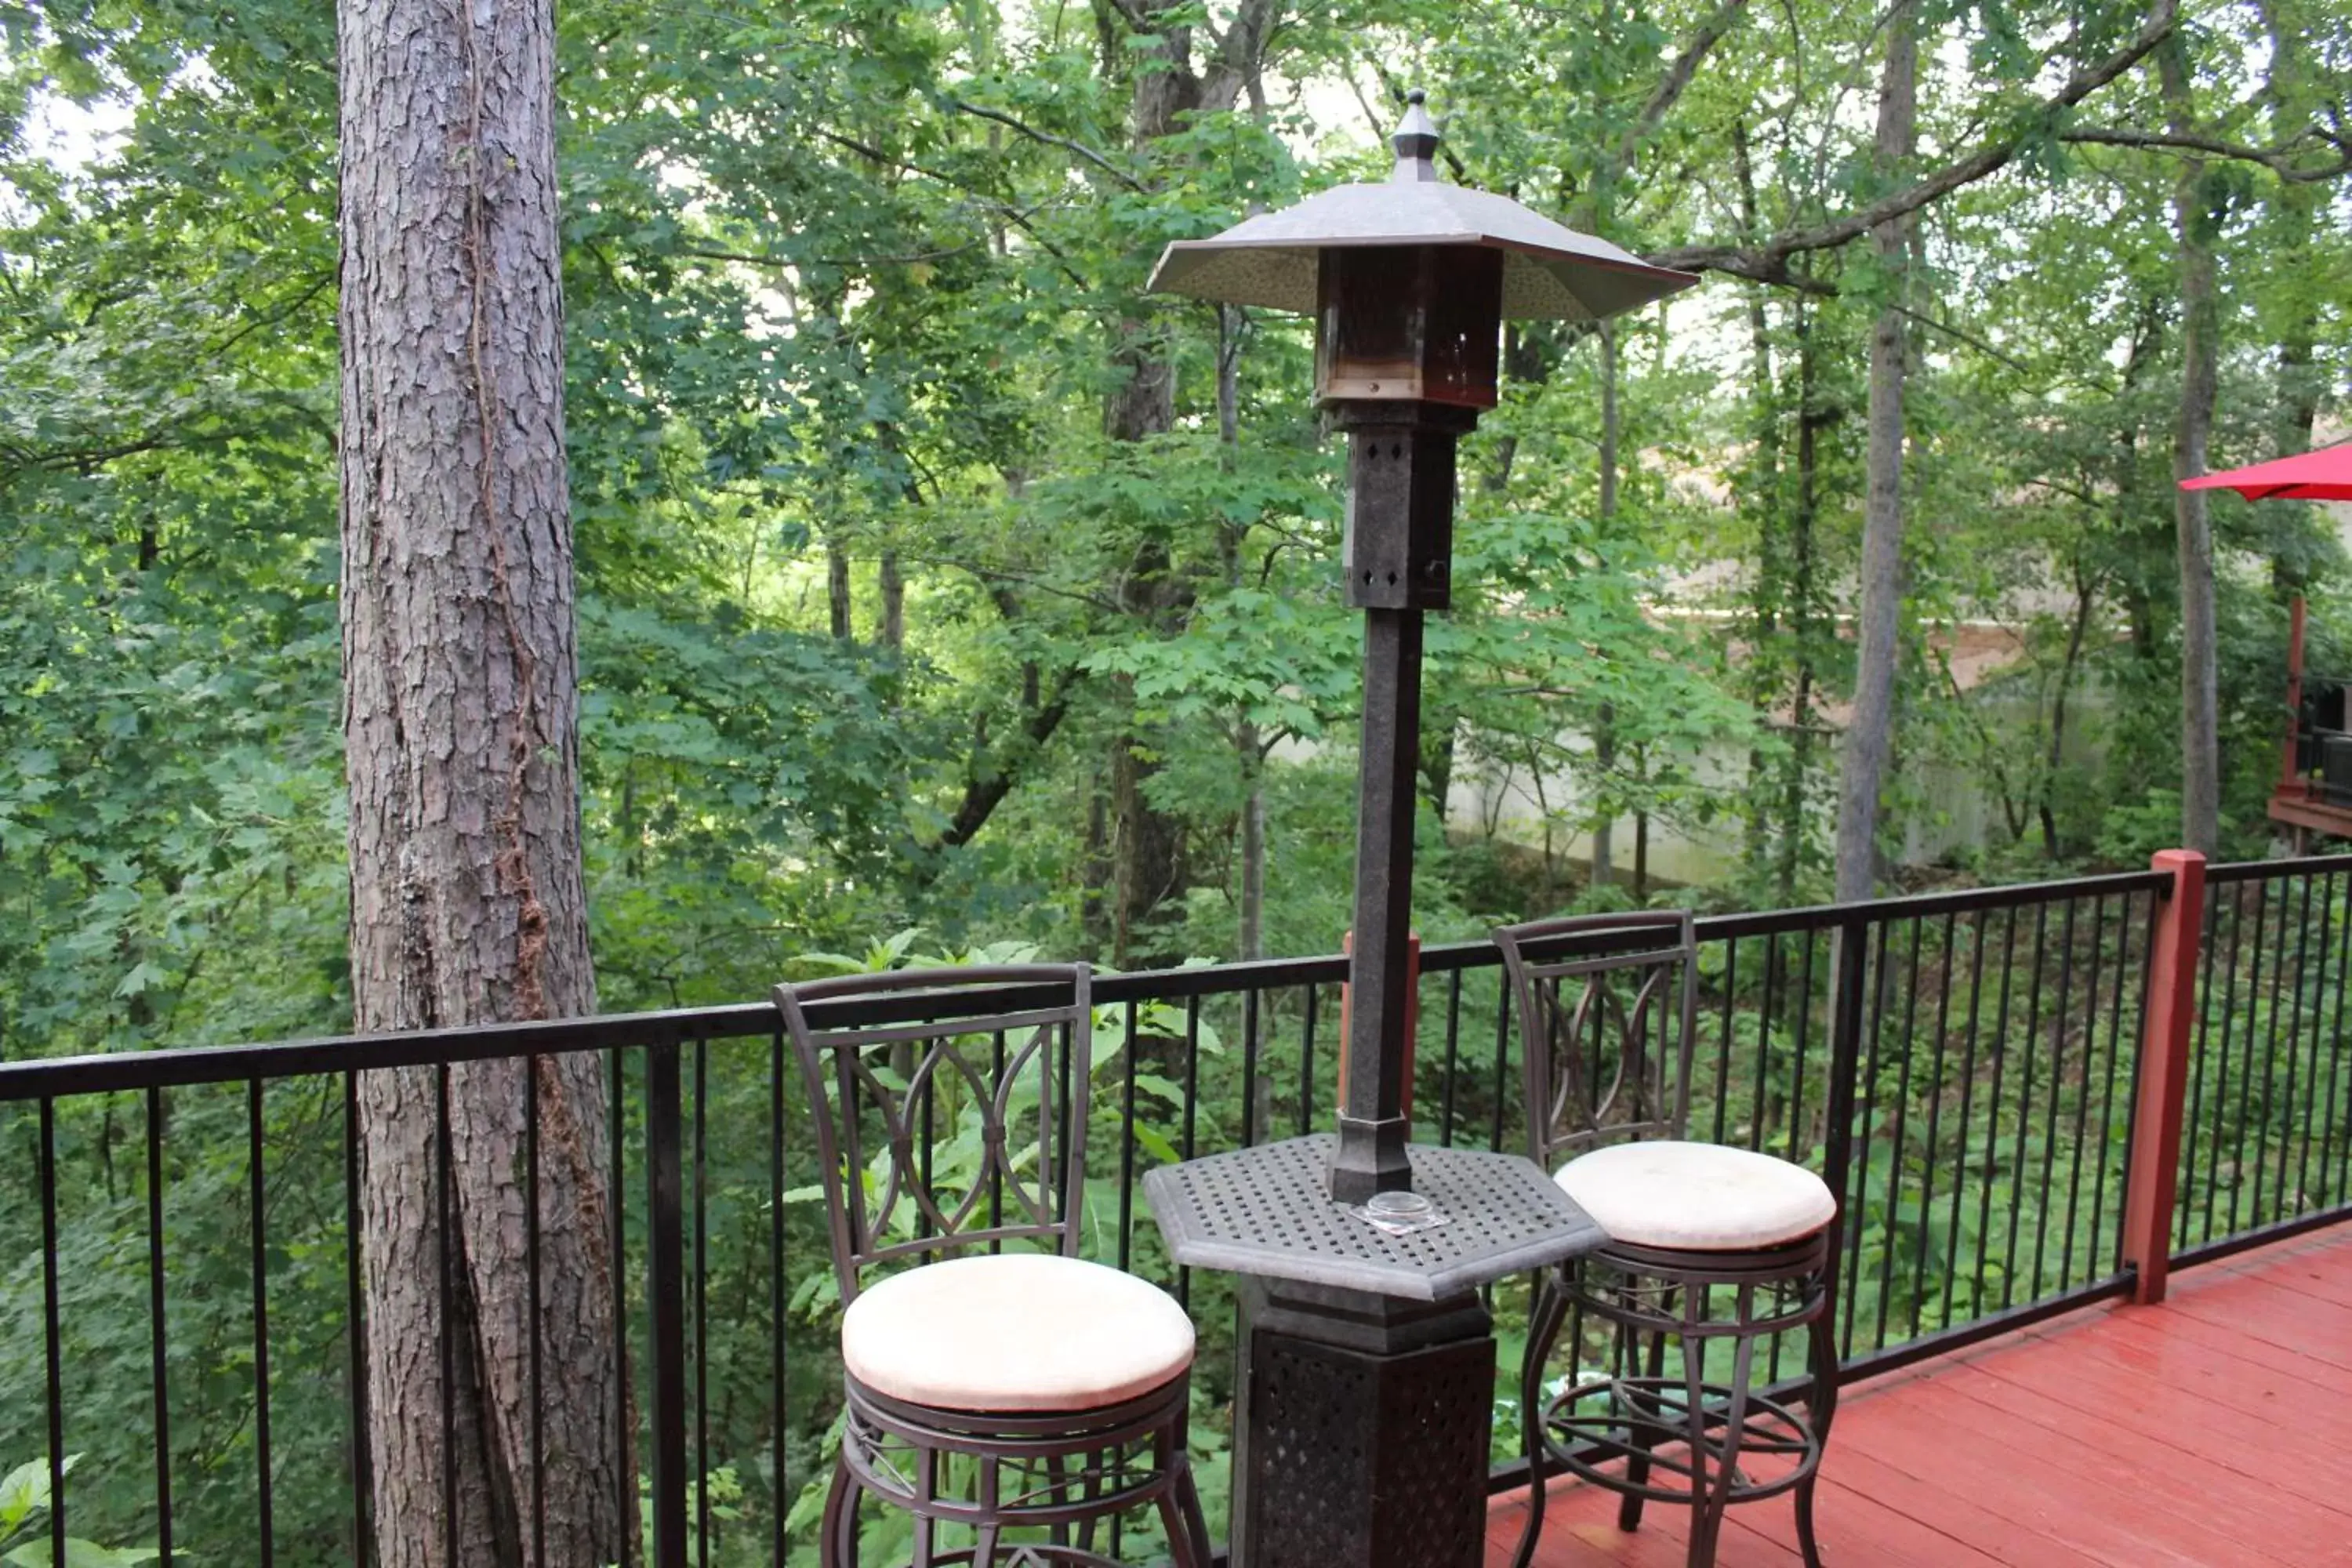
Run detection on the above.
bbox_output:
[5,1540,161,1568]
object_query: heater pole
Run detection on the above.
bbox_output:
[1329,403,1469,1203]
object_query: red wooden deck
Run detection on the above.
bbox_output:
[1488,1225,2352,1566]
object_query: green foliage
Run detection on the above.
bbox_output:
[0,1457,158,1566]
[5,0,2351,1559]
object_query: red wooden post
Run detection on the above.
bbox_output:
[1338,929,1421,1125]
[2122,849,2206,1305]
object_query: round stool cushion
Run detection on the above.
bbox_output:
[841,1253,1195,1413]
[1555,1140,1836,1251]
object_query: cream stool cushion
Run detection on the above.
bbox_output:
[1556,1140,1836,1251]
[841,1253,1195,1413]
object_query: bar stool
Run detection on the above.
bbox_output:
[775,964,1212,1568]
[1494,913,1841,1568]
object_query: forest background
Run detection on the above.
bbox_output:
[6,0,2352,1049]
[7,2,2352,1563]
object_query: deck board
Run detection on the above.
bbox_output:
[1490,1225,2352,1566]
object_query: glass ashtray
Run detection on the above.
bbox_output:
[1352,1189,1449,1237]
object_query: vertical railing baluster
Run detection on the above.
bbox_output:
[2002,900,2050,1309]
[2059,896,2108,1291]
[2321,872,2352,1211]
[1489,981,1511,1155]
[769,1024,788,1568]
[2202,882,2250,1245]
[1117,1000,1139,1272]
[249,1077,274,1568]
[693,1029,710,1568]
[1820,913,1869,1389]
[2228,880,2275,1238]
[1971,906,2019,1315]
[2291,871,2333,1217]
[40,1096,66,1568]
[1179,996,1201,1307]
[149,1086,176,1568]
[526,1055,545,1568]
[1752,932,1780,1154]
[2028,898,2078,1301]
[648,1034,688,1568]
[2263,872,2315,1228]
[2178,884,2223,1250]
[1868,915,1918,1351]
[437,1065,457,1568]
[1301,984,1320,1139]
[1943,910,1989,1327]
[1842,915,1896,1356]
[2091,891,2142,1271]
[1241,985,1261,1149]
[1440,969,1462,1149]
[609,1047,631,1567]
[1711,937,1737,1146]
[344,1071,371,1566]
[1905,911,1956,1342]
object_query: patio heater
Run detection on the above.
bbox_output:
[1150,91,1697,1203]
[1139,93,1699,1568]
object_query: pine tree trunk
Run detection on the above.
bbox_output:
[2163,36,2222,856]
[1833,0,1917,903]
[338,2,626,1563]
[880,550,905,650]
[1777,306,1823,906]
[1218,301,1269,964]
[1589,323,1619,890]
[827,539,854,641]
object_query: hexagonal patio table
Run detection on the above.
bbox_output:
[1144,1134,1607,1568]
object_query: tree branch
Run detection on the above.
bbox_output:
[947,99,1145,191]
[939,677,1082,848]
[1610,0,1752,180]
[1651,0,2178,278]
[2060,124,2352,181]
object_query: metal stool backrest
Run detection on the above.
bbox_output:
[1493,911,1698,1170]
[775,964,1093,1305]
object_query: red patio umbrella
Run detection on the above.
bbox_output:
[2180,441,2352,500]
[2183,442,2352,837]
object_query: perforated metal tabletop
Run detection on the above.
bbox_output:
[1142,1134,1606,1301]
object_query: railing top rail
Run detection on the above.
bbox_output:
[1689,868,2172,939]
[0,861,2214,1101]
[2206,852,2352,885]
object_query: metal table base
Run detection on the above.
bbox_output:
[1144,1136,1606,1568]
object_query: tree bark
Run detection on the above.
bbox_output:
[1777,303,1828,906]
[1589,323,1619,890]
[1832,0,1917,902]
[880,549,905,650]
[338,2,625,1564]
[1098,1,1278,964]
[1732,119,1783,880]
[2259,0,2319,602]
[2041,564,2096,859]
[2162,35,2222,855]
[827,537,854,641]
[1218,300,1269,962]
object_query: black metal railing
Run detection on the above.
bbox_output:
[0,857,2342,1566]
[2175,855,2352,1264]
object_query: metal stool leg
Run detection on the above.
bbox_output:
[1159,1460,1213,1568]
[821,1458,860,1568]
[1676,1286,1715,1568]
[1795,1246,1839,1568]
[1511,1270,1573,1568]
[1690,1297,1759,1568]
[1617,1282,1671,1533]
